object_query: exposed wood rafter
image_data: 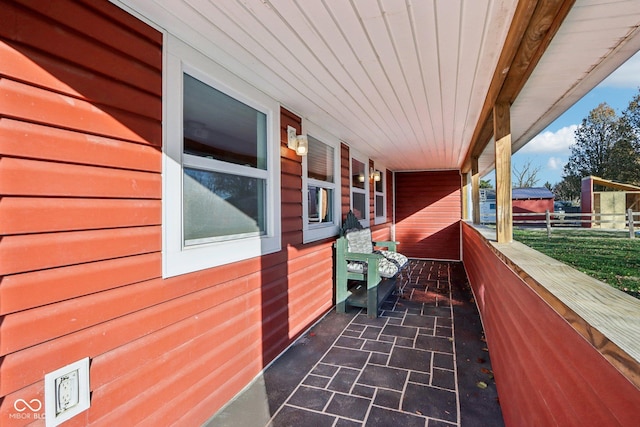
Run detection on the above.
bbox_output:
[462,0,576,173]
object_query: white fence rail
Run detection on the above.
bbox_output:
[486,209,639,238]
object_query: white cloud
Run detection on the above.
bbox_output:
[600,51,640,89]
[520,125,577,154]
[547,156,563,170]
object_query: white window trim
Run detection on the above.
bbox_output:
[302,121,341,243]
[350,149,370,228]
[374,164,387,225]
[163,35,281,278]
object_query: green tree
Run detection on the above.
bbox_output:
[562,103,620,196]
[553,177,580,202]
[621,89,640,142]
[479,179,493,189]
[613,90,640,185]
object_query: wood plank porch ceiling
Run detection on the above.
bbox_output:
[121,0,640,175]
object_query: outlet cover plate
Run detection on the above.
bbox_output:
[45,358,90,427]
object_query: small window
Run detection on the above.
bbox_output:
[163,36,281,277]
[350,153,369,227]
[303,124,340,242]
[374,168,386,224]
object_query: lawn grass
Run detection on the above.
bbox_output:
[512,228,640,299]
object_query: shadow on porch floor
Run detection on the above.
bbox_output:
[206,260,504,427]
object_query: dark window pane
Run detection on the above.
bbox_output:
[351,159,366,189]
[183,73,267,169]
[352,192,367,220]
[376,195,384,217]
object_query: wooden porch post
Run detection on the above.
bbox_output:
[494,102,512,242]
[462,173,469,221]
[471,158,480,224]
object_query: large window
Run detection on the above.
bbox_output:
[163,36,281,277]
[350,152,369,227]
[303,123,340,242]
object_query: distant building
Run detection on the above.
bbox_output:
[480,189,496,223]
[512,187,555,222]
[480,187,555,224]
[581,176,640,228]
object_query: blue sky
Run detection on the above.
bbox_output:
[508,51,640,187]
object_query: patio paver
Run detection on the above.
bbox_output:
[206,260,504,427]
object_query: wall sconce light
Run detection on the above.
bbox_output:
[287,126,308,156]
[370,168,381,182]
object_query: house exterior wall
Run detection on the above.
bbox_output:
[594,192,627,229]
[394,170,461,260]
[512,198,553,222]
[462,223,639,427]
[581,176,594,228]
[0,1,391,425]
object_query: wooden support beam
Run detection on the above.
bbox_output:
[494,102,512,243]
[471,158,480,225]
[461,0,576,173]
[462,173,469,221]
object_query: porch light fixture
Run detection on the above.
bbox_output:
[370,168,381,181]
[287,126,308,156]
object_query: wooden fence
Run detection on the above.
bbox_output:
[505,209,639,238]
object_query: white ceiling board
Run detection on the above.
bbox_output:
[381,0,433,152]
[453,1,492,166]
[356,1,425,141]
[476,0,640,179]
[115,0,639,175]
[509,0,640,165]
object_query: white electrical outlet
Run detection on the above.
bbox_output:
[55,370,79,413]
[45,358,90,427]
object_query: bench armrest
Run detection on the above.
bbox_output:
[373,240,399,252]
[344,252,384,262]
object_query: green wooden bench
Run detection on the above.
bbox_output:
[334,213,408,318]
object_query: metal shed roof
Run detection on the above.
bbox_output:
[512,187,554,199]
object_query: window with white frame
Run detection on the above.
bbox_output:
[163,36,281,277]
[350,153,369,227]
[302,124,340,242]
[374,167,386,224]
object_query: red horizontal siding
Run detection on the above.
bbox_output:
[0,157,161,198]
[0,78,161,144]
[281,108,303,248]
[2,267,292,355]
[1,1,161,95]
[0,119,161,170]
[0,42,161,121]
[0,226,161,276]
[75,0,162,44]
[512,199,554,221]
[14,0,162,69]
[1,252,284,395]
[0,253,161,315]
[0,4,338,426]
[395,170,461,260]
[462,223,640,426]
[341,143,350,218]
[88,301,267,424]
[0,197,161,235]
